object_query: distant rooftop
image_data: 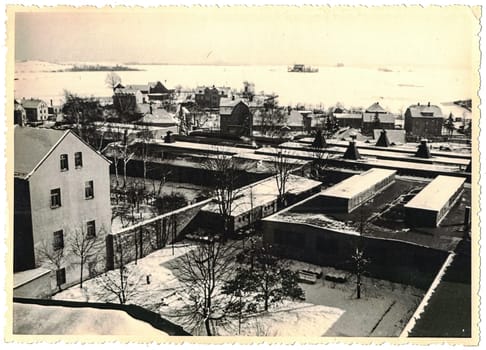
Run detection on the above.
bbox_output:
[404,175,466,212]
[407,103,443,118]
[365,102,387,114]
[21,98,47,109]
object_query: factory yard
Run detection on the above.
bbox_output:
[53,242,424,337]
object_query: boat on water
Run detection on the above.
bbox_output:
[288,64,318,73]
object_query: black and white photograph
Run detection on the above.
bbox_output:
[2,3,481,344]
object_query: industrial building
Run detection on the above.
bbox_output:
[199,174,321,234]
[404,175,466,227]
[319,168,396,212]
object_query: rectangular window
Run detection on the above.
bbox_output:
[86,220,96,238]
[75,152,83,168]
[56,268,66,286]
[60,154,69,171]
[85,180,94,199]
[53,230,64,251]
[50,188,61,208]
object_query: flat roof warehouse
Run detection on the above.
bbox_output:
[405,175,466,211]
[321,168,396,199]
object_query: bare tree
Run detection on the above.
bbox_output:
[169,239,237,336]
[36,238,66,291]
[203,152,241,239]
[271,148,294,209]
[68,225,104,288]
[97,237,142,304]
[134,126,154,189]
[105,72,122,93]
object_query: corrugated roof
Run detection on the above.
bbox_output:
[321,168,396,199]
[404,175,466,211]
[14,126,67,178]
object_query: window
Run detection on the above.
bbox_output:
[85,180,94,199]
[53,230,64,250]
[86,220,96,238]
[56,268,66,286]
[50,188,61,208]
[75,152,83,168]
[60,154,69,171]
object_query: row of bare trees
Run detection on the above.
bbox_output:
[36,226,105,291]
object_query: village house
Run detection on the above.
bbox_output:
[404,102,444,138]
[14,99,27,126]
[147,81,174,101]
[361,102,396,135]
[21,98,49,123]
[334,112,362,129]
[195,85,229,110]
[219,99,253,137]
[14,126,112,290]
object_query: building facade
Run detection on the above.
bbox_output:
[21,98,49,123]
[14,127,112,289]
[404,103,444,138]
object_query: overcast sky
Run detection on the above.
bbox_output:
[14,6,479,67]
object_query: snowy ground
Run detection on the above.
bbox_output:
[54,242,424,337]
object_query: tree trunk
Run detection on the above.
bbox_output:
[79,259,84,288]
[205,318,212,336]
[357,273,361,299]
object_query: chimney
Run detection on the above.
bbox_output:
[415,138,432,158]
[149,103,153,114]
[427,102,431,107]
[343,137,361,160]
[375,129,390,147]
[50,99,53,107]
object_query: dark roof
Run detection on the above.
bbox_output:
[14,126,67,178]
[21,99,47,109]
[365,102,387,114]
[407,104,443,118]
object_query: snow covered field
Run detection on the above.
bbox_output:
[54,242,424,337]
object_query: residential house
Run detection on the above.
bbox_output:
[148,81,174,101]
[14,100,27,126]
[335,113,362,129]
[195,86,228,110]
[219,99,253,137]
[361,102,396,135]
[404,102,444,138]
[21,98,49,123]
[14,126,112,289]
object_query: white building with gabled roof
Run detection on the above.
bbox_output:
[14,126,112,290]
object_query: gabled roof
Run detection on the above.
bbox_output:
[14,126,110,179]
[21,99,47,109]
[365,102,387,114]
[15,127,67,178]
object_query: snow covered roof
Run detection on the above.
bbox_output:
[21,98,47,109]
[365,102,387,114]
[321,168,396,199]
[404,175,466,211]
[335,113,362,120]
[14,126,68,178]
[362,112,396,124]
[14,267,50,289]
[12,303,170,336]
[202,174,321,216]
[137,108,178,126]
[406,104,443,118]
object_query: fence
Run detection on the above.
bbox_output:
[106,198,212,270]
